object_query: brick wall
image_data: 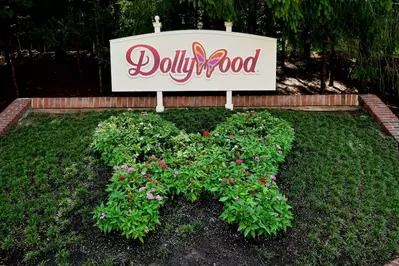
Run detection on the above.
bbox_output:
[359,94,399,142]
[0,99,31,136]
[31,94,358,109]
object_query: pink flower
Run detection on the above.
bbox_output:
[151,188,156,192]
[254,156,260,162]
[139,187,146,192]
[113,166,120,170]
[173,171,179,177]
[100,213,106,219]
[127,209,132,214]
[128,108,132,111]
[215,133,220,137]
[146,193,154,200]
[122,165,128,169]
[156,195,162,201]
[141,112,148,116]
[128,167,135,172]
[97,124,101,128]
[265,182,270,187]
[235,159,244,164]
[203,131,210,137]
[270,175,276,181]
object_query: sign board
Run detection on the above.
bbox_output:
[110,30,277,92]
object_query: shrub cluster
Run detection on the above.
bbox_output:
[92,110,294,241]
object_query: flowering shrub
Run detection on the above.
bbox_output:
[91,112,180,166]
[93,110,294,241]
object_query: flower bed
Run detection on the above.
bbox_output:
[92,111,294,241]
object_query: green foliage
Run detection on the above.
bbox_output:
[92,112,181,166]
[92,110,294,240]
[0,111,117,264]
[270,109,399,265]
[2,109,399,265]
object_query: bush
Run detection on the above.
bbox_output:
[92,110,294,240]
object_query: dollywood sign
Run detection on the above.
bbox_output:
[110,18,277,111]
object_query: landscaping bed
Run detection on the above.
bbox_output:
[1,109,399,266]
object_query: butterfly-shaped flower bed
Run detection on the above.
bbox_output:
[92,111,294,242]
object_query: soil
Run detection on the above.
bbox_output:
[61,163,304,266]
[72,198,303,266]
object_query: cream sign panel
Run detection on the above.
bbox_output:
[110,30,277,92]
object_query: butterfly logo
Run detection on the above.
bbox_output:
[192,42,227,79]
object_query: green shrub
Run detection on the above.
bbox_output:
[92,110,294,240]
[92,112,181,166]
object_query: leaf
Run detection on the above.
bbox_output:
[219,196,229,202]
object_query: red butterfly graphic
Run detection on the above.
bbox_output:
[192,42,228,79]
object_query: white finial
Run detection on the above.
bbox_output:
[225,21,233,32]
[153,15,162,33]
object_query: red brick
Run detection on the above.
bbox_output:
[150,97,157,107]
[288,96,295,106]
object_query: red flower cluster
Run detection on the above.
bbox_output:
[157,159,169,169]
[235,159,244,164]
[203,131,210,137]
[258,177,266,184]
[119,175,125,181]
[145,173,152,178]
[128,195,133,201]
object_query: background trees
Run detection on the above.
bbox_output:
[1,0,399,105]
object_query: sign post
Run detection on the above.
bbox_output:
[153,16,164,112]
[110,16,277,112]
[224,21,233,110]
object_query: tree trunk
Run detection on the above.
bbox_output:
[265,6,275,37]
[28,33,33,59]
[195,0,198,28]
[248,0,257,34]
[281,38,286,71]
[320,42,327,94]
[76,41,83,80]
[303,27,311,62]
[7,41,19,97]
[94,0,103,95]
[17,35,22,59]
[291,33,297,57]
[328,42,335,87]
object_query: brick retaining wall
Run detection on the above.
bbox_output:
[359,94,399,143]
[2,94,399,145]
[0,99,31,136]
[31,94,358,109]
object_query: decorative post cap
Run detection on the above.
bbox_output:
[153,15,162,33]
[225,21,233,32]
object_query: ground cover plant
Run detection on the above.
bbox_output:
[0,109,399,265]
[91,111,294,241]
